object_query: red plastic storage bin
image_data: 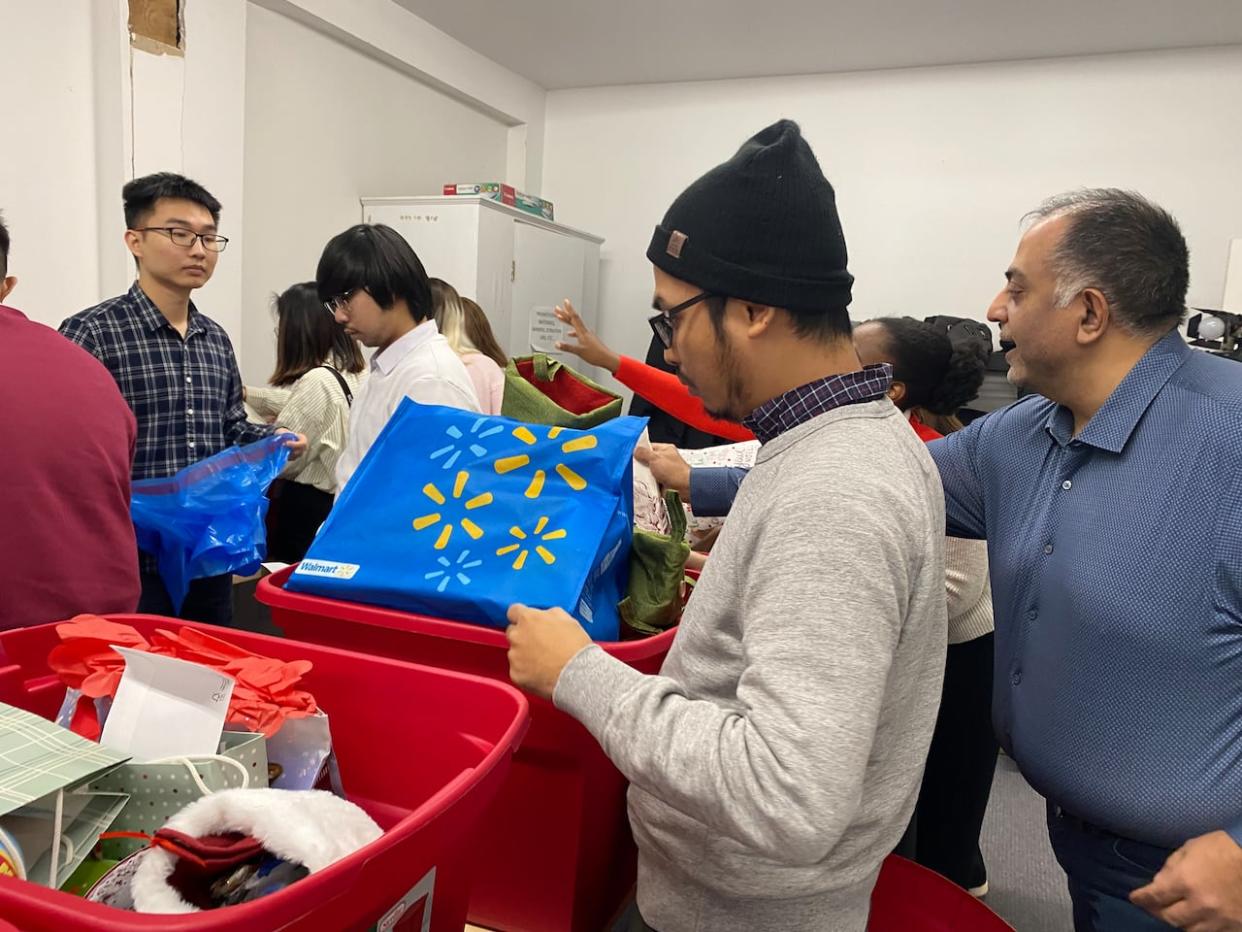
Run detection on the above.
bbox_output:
[869,856,1013,931]
[0,616,529,932]
[258,565,681,932]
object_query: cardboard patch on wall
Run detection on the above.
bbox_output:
[129,0,183,56]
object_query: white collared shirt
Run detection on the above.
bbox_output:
[335,320,481,490]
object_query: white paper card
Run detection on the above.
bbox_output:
[100,649,234,763]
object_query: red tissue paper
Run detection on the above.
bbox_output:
[48,615,318,740]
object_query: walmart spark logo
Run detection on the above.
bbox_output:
[493,426,598,499]
[430,418,506,471]
[424,550,483,592]
[496,516,567,570]
[412,470,494,550]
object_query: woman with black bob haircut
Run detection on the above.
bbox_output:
[246,282,365,562]
[315,223,480,490]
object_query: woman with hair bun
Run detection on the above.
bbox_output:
[853,316,996,898]
[852,316,990,437]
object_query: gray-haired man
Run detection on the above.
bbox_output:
[930,189,1242,931]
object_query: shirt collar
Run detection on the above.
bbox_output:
[371,319,439,376]
[128,282,206,337]
[1044,330,1191,452]
[742,364,893,445]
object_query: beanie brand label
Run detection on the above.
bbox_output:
[667,230,687,258]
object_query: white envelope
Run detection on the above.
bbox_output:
[99,648,235,763]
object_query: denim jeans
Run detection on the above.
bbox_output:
[1046,803,1178,931]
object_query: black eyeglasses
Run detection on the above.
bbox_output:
[133,227,229,252]
[323,289,360,315]
[648,292,716,348]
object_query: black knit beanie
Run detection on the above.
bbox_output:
[647,119,853,314]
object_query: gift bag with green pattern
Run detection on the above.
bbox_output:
[87,731,268,859]
[502,354,623,429]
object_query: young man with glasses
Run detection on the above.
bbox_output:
[60,172,305,626]
[316,223,479,490]
[505,121,947,932]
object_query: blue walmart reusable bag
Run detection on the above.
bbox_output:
[285,400,646,640]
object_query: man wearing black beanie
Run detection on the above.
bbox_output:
[507,120,947,931]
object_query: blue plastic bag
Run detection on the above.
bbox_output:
[286,400,645,640]
[131,435,291,611]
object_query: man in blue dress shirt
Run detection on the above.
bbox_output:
[929,189,1242,931]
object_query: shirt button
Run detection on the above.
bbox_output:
[1061,480,1072,491]
[1044,544,1054,555]
[1027,609,1038,621]
[187,409,194,415]
[1011,671,1022,686]
[185,377,192,384]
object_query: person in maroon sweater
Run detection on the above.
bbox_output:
[0,214,140,628]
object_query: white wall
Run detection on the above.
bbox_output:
[1,0,538,355]
[126,0,250,345]
[542,46,1242,364]
[92,0,135,304]
[253,0,547,192]
[176,0,249,346]
[0,0,248,338]
[239,5,510,383]
[1,0,101,327]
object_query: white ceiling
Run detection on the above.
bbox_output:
[395,0,1242,90]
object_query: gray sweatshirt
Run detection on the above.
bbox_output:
[555,399,947,932]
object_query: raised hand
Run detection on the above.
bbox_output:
[554,299,621,374]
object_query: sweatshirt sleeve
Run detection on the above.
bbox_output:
[554,478,916,865]
[615,356,755,443]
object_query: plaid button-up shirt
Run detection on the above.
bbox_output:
[742,364,894,445]
[60,284,271,571]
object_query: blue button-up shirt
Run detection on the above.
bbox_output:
[929,331,1242,847]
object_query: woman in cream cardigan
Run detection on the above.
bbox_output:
[246,282,365,562]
